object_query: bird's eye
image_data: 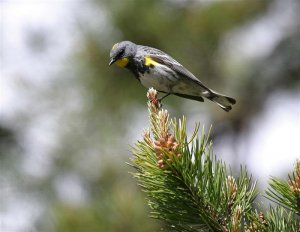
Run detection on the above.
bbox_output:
[118,49,125,57]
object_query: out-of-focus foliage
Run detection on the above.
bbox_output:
[49,166,161,232]
[1,0,300,231]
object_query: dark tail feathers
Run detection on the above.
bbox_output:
[206,91,236,112]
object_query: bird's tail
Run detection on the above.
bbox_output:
[206,91,236,112]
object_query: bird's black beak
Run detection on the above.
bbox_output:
[109,58,116,66]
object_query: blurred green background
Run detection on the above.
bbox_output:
[1,0,300,231]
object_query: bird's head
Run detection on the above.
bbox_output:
[109,41,137,68]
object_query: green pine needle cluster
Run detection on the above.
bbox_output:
[129,88,300,232]
[266,163,300,216]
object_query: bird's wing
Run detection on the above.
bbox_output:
[138,46,211,92]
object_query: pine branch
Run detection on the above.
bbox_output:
[129,88,257,231]
[247,207,298,232]
[128,88,300,231]
[265,160,300,215]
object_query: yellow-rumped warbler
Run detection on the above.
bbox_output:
[109,41,236,111]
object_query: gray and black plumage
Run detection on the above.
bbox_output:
[109,41,236,111]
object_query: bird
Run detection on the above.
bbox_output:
[109,41,236,111]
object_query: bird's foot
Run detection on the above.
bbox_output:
[158,93,171,102]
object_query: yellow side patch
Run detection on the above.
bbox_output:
[144,56,159,67]
[115,57,129,68]
[112,43,118,50]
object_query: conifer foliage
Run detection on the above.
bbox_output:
[130,88,300,231]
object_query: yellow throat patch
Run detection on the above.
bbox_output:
[115,57,129,68]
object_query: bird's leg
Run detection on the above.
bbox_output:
[158,92,171,102]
